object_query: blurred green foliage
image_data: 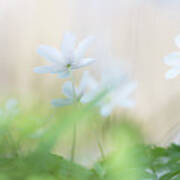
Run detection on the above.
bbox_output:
[0,99,180,180]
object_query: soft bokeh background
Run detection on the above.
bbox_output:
[1,0,180,144]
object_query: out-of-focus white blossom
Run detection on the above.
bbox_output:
[34,32,95,78]
[164,35,180,79]
[0,98,19,119]
[81,69,137,117]
[51,71,95,107]
[5,99,18,111]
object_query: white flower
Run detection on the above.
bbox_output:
[34,32,95,78]
[81,70,137,117]
[5,98,18,111]
[173,131,180,145]
[51,71,95,107]
[164,35,180,79]
[0,98,19,119]
[99,81,137,117]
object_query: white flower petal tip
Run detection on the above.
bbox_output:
[84,58,96,65]
[165,68,180,80]
[120,100,136,108]
[164,53,180,66]
[76,71,89,96]
[61,32,76,56]
[37,45,63,63]
[175,35,180,48]
[74,58,96,69]
[74,36,95,59]
[34,66,53,74]
[165,74,174,80]
[51,99,73,107]
[62,81,74,98]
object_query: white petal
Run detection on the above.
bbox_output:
[62,81,74,98]
[175,35,180,48]
[79,73,99,104]
[5,98,18,111]
[34,66,55,74]
[165,68,180,79]
[164,52,180,66]
[80,71,98,91]
[61,32,76,58]
[77,71,89,96]
[73,58,95,69]
[74,36,94,60]
[57,71,70,78]
[51,98,73,107]
[120,82,137,99]
[119,99,135,108]
[80,92,95,104]
[112,82,136,109]
[37,45,63,63]
[100,104,113,117]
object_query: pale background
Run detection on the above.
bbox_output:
[1,0,180,144]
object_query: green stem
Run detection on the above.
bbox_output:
[97,138,105,160]
[71,123,77,162]
[70,70,77,101]
[95,119,106,160]
[69,69,77,162]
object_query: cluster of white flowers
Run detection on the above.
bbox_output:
[34,32,137,117]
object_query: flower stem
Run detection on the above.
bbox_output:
[70,70,77,101]
[69,70,77,162]
[70,123,77,162]
[97,138,105,160]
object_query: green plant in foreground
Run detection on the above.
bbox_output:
[0,102,180,179]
